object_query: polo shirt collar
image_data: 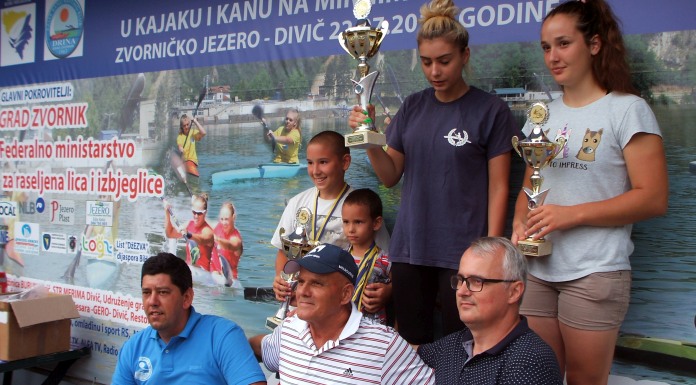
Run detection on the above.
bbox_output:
[462,315,530,357]
[296,303,362,352]
[146,306,200,342]
[338,303,362,340]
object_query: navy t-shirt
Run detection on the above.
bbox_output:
[387,86,520,269]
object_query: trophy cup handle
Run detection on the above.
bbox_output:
[511,136,522,157]
[338,34,352,57]
[377,20,389,46]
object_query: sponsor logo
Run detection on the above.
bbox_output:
[0,201,17,218]
[81,234,114,259]
[0,225,9,245]
[36,197,45,213]
[50,199,76,225]
[42,233,51,249]
[85,200,113,227]
[0,3,36,66]
[68,235,77,252]
[44,0,84,59]
[21,223,31,237]
[42,232,67,253]
[18,201,38,215]
[14,222,40,255]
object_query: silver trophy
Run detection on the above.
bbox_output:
[265,207,319,330]
[512,102,565,257]
[340,0,389,148]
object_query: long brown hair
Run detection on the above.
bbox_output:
[545,0,638,95]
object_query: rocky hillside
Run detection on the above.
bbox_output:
[648,30,696,70]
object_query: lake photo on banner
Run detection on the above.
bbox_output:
[25,105,693,383]
[195,105,696,384]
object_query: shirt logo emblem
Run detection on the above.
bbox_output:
[343,367,353,376]
[135,356,153,381]
[444,128,471,147]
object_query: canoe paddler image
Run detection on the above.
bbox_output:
[176,113,206,177]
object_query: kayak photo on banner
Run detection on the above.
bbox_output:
[0,0,695,383]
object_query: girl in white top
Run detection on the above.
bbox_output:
[512,1,668,384]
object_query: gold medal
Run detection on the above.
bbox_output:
[296,207,311,226]
[527,102,549,126]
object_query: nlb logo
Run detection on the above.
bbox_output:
[36,197,45,213]
[0,201,17,218]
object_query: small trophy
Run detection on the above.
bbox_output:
[265,207,318,330]
[512,102,566,257]
[340,0,389,148]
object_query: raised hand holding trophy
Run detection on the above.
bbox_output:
[339,0,389,148]
[265,207,319,330]
[512,102,566,257]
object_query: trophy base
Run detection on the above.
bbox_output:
[517,239,552,257]
[345,130,386,149]
[266,316,282,331]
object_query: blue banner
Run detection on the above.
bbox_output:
[1,0,696,86]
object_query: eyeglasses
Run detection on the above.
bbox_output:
[192,209,207,216]
[450,274,516,292]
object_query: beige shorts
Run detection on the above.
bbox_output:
[520,271,631,331]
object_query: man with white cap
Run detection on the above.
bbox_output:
[253,243,434,384]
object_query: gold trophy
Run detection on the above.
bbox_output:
[265,207,319,330]
[340,0,389,148]
[512,102,565,257]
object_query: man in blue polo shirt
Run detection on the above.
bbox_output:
[112,252,266,385]
[417,237,563,384]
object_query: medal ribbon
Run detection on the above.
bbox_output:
[311,183,349,243]
[351,242,381,311]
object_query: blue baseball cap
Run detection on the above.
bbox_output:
[285,244,358,285]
